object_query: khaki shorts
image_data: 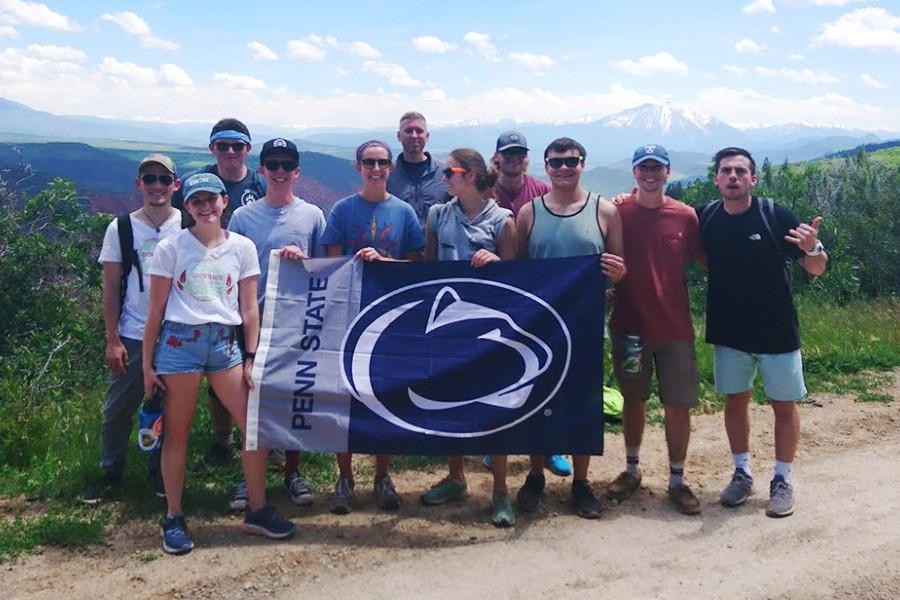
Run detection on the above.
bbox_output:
[611,331,699,409]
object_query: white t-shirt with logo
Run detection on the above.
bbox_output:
[98,212,182,340]
[148,229,261,326]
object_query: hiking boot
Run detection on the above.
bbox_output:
[719,468,754,507]
[78,474,118,504]
[373,474,401,511]
[329,477,355,515]
[765,476,794,518]
[243,504,296,539]
[283,472,314,507]
[605,471,642,501]
[546,455,572,477]
[228,480,248,512]
[516,472,546,512]
[491,491,515,528]
[668,483,702,515]
[421,477,468,506]
[571,479,607,519]
[161,514,194,555]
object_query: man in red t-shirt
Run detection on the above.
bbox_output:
[606,144,706,515]
[491,131,550,216]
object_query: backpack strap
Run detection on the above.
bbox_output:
[698,200,722,237]
[116,214,144,310]
[756,196,792,287]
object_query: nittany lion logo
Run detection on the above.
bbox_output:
[340,279,571,437]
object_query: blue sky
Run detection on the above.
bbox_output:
[0,0,898,130]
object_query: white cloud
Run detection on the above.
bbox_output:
[508,52,554,72]
[612,52,689,76]
[724,64,748,75]
[771,25,780,33]
[815,8,900,52]
[743,0,775,14]
[462,75,473,85]
[287,40,327,61]
[695,85,885,129]
[98,57,157,86]
[412,35,457,53]
[860,73,888,90]
[347,41,381,58]
[754,66,839,84]
[735,38,766,53]
[247,41,278,61]
[421,88,447,102]
[160,63,193,87]
[305,34,339,48]
[25,43,85,62]
[786,0,866,6]
[212,72,267,91]
[0,24,18,37]
[789,53,805,60]
[0,0,80,32]
[362,61,422,87]
[101,12,178,51]
[0,44,85,84]
[463,32,501,62]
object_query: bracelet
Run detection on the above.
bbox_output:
[805,241,825,257]
[243,352,256,361]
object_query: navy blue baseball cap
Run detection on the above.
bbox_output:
[632,144,670,167]
[260,137,299,163]
[496,131,529,152]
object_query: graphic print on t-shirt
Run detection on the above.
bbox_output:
[175,257,234,300]
[138,238,161,272]
[350,215,398,258]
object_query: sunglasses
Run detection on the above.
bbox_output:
[264,159,298,172]
[214,142,248,153]
[500,148,528,158]
[442,166,469,178]
[140,173,175,186]
[187,196,221,208]
[360,158,392,168]
[545,156,584,169]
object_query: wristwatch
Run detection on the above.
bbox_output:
[805,241,825,257]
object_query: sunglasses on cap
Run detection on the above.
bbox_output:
[442,166,469,178]
[264,159,298,172]
[545,156,584,169]
[214,142,248,152]
[360,158,391,168]
[140,173,175,186]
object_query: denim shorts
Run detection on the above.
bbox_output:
[154,321,242,375]
[714,345,807,402]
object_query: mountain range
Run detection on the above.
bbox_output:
[0,97,896,203]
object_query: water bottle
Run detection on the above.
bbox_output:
[621,334,643,378]
[137,386,164,453]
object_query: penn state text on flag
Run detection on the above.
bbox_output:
[246,255,606,455]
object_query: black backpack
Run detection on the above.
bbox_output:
[116,211,189,307]
[698,196,792,286]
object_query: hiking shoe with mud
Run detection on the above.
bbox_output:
[421,477,468,505]
[329,477,355,515]
[668,483,702,515]
[605,471,642,501]
[719,468,754,507]
[572,479,607,519]
[765,475,794,518]
[491,491,515,528]
[373,474,401,511]
[516,472,546,512]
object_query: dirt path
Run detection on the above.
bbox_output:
[4,372,899,600]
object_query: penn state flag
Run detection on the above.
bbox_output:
[246,255,606,455]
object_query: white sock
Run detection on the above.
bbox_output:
[626,446,640,476]
[774,460,793,484]
[669,461,685,488]
[733,452,752,477]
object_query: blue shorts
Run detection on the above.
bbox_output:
[154,321,242,375]
[714,345,807,402]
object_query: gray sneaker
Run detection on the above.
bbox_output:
[765,475,794,518]
[720,468,753,507]
[228,480,248,512]
[284,472,314,507]
[373,474,401,511]
[329,477,355,515]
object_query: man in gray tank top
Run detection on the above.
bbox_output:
[514,137,627,519]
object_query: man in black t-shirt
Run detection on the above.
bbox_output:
[697,147,827,519]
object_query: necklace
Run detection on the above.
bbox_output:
[142,207,173,232]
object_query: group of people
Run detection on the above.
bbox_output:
[81,111,827,556]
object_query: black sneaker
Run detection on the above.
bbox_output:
[195,441,234,471]
[516,472,546,512]
[78,475,118,504]
[572,479,606,519]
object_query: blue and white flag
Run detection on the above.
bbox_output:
[247,255,606,455]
